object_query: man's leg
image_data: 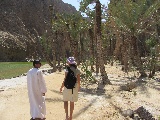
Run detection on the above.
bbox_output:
[70,102,74,120]
[64,101,69,119]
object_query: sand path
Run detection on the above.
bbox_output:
[0,64,160,120]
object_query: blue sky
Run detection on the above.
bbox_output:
[62,0,110,11]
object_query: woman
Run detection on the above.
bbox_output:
[60,57,81,120]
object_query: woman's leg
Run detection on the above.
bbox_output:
[70,102,74,120]
[64,101,69,119]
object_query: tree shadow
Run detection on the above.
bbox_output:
[110,77,153,98]
[109,101,135,119]
[135,79,151,97]
[80,88,112,99]
[46,89,63,103]
[143,78,160,91]
[73,98,97,119]
[154,85,160,90]
[80,86,106,96]
[80,88,97,95]
[45,97,62,103]
[50,89,62,95]
[109,101,123,115]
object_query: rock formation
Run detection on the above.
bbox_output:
[0,0,78,61]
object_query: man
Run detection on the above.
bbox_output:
[27,60,47,120]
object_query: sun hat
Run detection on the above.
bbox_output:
[33,60,41,66]
[67,57,77,64]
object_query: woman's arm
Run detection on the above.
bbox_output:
[77,74,81,91]
[60,72,67,92]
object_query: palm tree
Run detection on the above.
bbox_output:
[95,0,111,84]
[79,0,111,84]
[108,0,160,77]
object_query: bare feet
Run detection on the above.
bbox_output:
[65,116,70,120]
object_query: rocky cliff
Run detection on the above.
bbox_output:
[0,0,77,45]
[0,0,77,61]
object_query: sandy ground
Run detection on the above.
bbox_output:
[0,64,160,120]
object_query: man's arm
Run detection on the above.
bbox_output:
[39,71,47,95]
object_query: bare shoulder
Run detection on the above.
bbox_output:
[76,68,81,75]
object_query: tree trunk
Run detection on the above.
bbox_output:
[131,35,147,77]
[95,0,111,84]
[57,32,63,72]
[51,32,57,72]
[79,31,85,64]
[65,24,71,57]
[89,29,95,72]
[94,12,99,75]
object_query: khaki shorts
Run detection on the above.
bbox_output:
[63,83,78,102]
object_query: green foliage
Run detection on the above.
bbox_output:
[80,60,96,86]
[79,0,95,12]
[141,40,158,77]
[106,0,160,77]
[61,58,67,68]
[39,35,52,55]
[50,12,95,59]
[52,13,87,40]
[145,38,157,48]
[133,90,137,96]
[108,0,160,34]
[80,0,108,21]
